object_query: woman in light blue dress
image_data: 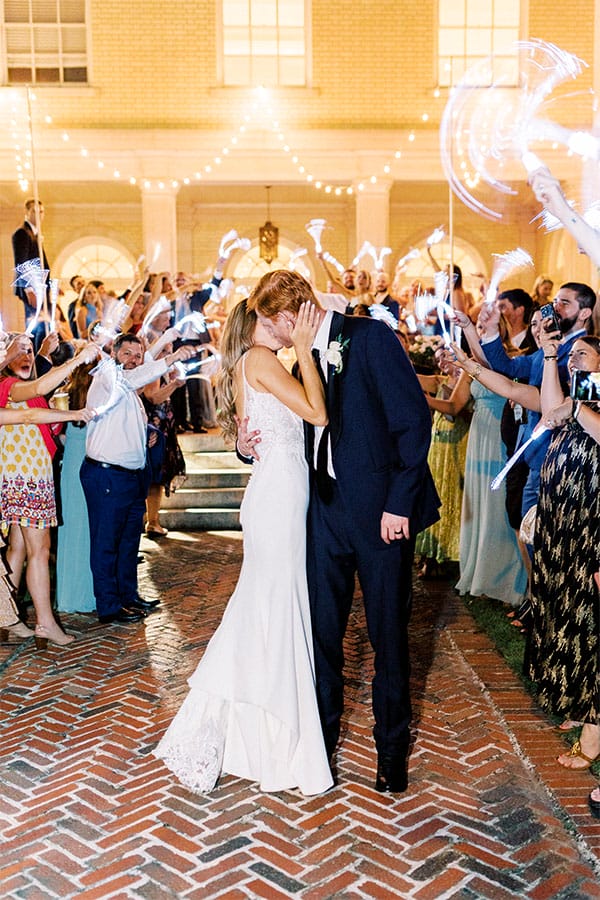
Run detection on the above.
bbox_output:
[455,378,527,606]
[56,365,96,613]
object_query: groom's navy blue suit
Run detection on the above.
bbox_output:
[305,312,440,763]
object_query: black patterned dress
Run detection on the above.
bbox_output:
[142,385,186,497]
[528,420,600,723]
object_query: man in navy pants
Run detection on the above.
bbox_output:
[81,333,193,624]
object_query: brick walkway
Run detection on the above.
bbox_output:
[1,530,599,900]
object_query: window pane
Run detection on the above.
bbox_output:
[36,67,61,81]
[439,28,465,57]
[279,55,304,85]
[6,28,33,52]
[224,27,250,55]
[60,0,85,23]
[4,0,30,23]
[494,0,519,26]
[63,65,87,81]
[8,67,34,82]
[34,26,59,52]
[439,0,466,27]
[493,27,518,53]
[252,55,278,85]
[61,25,86,52]
[466,28,491,56]
[278,28,304,56]
[467,0,491,26]
[223,0,249,26]
[278,0,304,27]
[252,35,278,56]
[32,0,58,23]
[251,0,277,27]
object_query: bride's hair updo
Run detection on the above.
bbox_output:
[247,269,321,318]
[216,298,257,442]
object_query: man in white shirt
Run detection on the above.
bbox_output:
[81,333,193,624]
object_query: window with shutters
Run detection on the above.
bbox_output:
[1,0,88,85]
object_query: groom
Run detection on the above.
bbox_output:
[242,270,440,792]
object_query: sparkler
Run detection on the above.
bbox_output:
[218,230,251,259]
[490,423,549,490]
[434,271,451,346]
[426,227,445,246]
[322,251,345,273]
[49,279,59,333]
[352,241,375,268]
[172,352,221,381]
[369,304,398,330]
[305,219,328,254]
[485,249,533,307]
[395,248,420,271]
[440,40,596,221]
[13,259,49,335]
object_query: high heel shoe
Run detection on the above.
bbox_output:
[34,623,75,650]
[0,621,35,642]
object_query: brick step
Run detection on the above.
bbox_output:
[159,506,241,530]
[159,433,248,531]
[162,486,246,509]
[177,432,231,453]
[176,469,250,489]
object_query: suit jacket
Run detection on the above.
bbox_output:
[11,221,51,319]
[308,312,440,538]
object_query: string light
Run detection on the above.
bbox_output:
[5,86,445,195]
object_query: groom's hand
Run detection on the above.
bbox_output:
[381,512,410,544]
[235,415,261,461]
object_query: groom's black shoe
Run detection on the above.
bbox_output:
[375,753,408,794]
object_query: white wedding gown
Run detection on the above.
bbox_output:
[154,359,333,796]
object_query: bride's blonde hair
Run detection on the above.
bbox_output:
[216,298,257,442]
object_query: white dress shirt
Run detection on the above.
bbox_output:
[85,357,168,469]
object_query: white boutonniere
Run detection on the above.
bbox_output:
[324,334,350,374]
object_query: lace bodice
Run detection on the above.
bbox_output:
[243,356,305,458]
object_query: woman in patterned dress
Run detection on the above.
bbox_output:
[0,335,98,648]
[529,335,600,769]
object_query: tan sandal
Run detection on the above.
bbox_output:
[557,740,600,770]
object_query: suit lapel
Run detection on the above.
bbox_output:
[327,312,349,449]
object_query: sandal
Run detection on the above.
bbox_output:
[557,740,600,770]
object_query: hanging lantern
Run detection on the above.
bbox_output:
[259,186,278,265]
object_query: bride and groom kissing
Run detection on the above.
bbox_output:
[154,269,440,796]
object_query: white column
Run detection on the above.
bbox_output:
[353,178,393,261]
[141,184,179,272]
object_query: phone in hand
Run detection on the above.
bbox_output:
[540,303,561,335]
[570,369,600,402]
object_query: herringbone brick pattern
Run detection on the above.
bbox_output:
[1,532,599,899]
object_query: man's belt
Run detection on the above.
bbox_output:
[84,456,144,473]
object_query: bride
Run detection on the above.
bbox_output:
[154,296,334,795]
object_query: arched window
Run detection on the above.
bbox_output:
[54,238,136,296]
[230,239,314,287]
[398,238,486,299]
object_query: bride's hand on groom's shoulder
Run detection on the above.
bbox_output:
[235,415,261,460]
